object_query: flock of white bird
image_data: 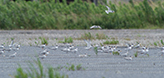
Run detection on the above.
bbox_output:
[33,39,164,60]
[1,39,164,61]
[0,40,20,58]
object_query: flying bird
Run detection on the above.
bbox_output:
[90,25,102,29]
[105,6,114,14]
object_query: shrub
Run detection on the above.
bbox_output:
[0,0,164,29]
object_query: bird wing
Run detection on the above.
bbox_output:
[84,39,91,47]
[106,6,111,10]
[126,43,130,47]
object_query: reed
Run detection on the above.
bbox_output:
[0,0,164,30]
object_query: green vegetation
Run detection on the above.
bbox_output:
[147,54,149,57]
[11,38,14,40]
[94,47,98,55]
[35,41,39,46]
[79,32,108,40]
[96,33,107,40]
[112,51,120,55]
[15,67,28,78]
[39,37,48,45]
[134,52,138,57]
[68,64,75,71]
[28,42,32,46]
[64,63,85,71]
[0,0,164,30]
[76,64,82,70]
[103,40,119,45]
[64,37,73,43]
[14,59,68,78]
[161,40,164,45]
[79,32,94,40]
[154,42,157,46]
[58,37,73,43]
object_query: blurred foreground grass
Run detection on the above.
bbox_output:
[14,58,68,78]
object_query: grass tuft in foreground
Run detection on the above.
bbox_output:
[14,58,68,78]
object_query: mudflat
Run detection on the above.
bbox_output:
[0,29,164,47]
[0,29,164,78]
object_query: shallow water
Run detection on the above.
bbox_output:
[0,46,164,78]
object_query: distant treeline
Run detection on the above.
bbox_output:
[0,0,164,29]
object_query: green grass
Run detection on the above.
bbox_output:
[161,40,164,45]
[154,42,157,46]
[58,37,73,43]
[35,41,39,46]
[64,63,85,71]
[0,0,164,29]
[134,52,138,57]
[11,38,14,41]
[94,47,98,55]
[64,37,73,43]
[76,64,82,70]
[39,37,48,45]
[28,43,32,46]
[14,58,68,78]
[112,51,120,55]
[103,40,119,45]
[15,66,28,78]
[68,64,75,71]
[79,32,94,40]
[95,33,107,40]
[147,54,149,57]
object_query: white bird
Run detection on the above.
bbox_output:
[161,49,164,56]
[9,52,17,58]
[12,44,20,51]
[79,53,87,57]
[112,46,117,51]
[125,43,133,51]
[105,6,114,14]
[61,48,70,52]
[141,46,146,50]
[39,44,46,49]
[121,51,129,57]
[162,46,164,50]
[84,39,92,50]
[124,56,133,60]
[40,49,50,55]
[39,54,47,59]
[134,43,141,48]
[70,48,78,53]
[5,48,12,52]
[145,47,149,52]
[0,44,4,49]
[12,47,20,51]
[68,45,75,49]
[9,40,14,47]
[140,47,149,54]
[101,45,110,53]
[90,25,102,29]
[13,43,21,48]
[49,45,58,50]
[0,50,5,55]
